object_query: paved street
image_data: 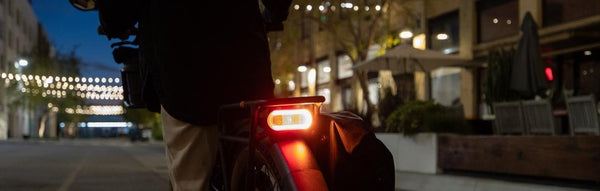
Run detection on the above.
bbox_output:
[0,139,169,191]
[1,138,596,191]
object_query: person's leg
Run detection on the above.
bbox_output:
[161,106,219,191]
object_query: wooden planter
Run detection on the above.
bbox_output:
[437,135,600,182]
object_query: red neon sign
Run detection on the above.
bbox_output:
[545,67,553,81]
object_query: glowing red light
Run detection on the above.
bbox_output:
[545,67,553,81]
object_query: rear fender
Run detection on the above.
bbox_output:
[265,139,328,191]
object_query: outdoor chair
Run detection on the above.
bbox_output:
[493,101,527,135]
[566,95,600,135]
[521,99,556,135]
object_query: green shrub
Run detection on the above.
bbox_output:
[151,114,163,141]
[385,100,468,135]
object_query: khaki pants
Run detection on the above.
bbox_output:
[161,106,219,191]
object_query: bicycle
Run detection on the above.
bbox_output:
[210,96,395,191]
[211,96,327,190]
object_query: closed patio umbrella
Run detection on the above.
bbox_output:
[510,12,548,99]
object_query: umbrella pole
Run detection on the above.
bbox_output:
[415,59,432,100]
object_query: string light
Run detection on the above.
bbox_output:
[293,3,382,12]
[6,86,123,101]
[64,105,125,115]
[1,72,126,101]
[2,72,123,89]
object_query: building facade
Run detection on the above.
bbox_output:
[275,0,600,126]
[0,0,52,139]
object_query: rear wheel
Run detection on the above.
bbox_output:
[230,146,283,191]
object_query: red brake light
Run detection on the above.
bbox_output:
[267,109,313,131]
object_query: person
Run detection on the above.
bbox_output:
[137,1,292,190]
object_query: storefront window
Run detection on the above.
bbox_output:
[342,86,353,110]
[577,61,598,96]
[477,0,519,43]
[318,88,331,104]
[431,67,461,106]
[301,91,309,97]
[300,70,308,88]
[478,68,494,120]
[543,0,600,26]
[317,59,331,84]
[368,79,379,105]
[428,11,459,54]
[555,49,600,99]
[337,55,353,79]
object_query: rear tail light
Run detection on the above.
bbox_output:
[267,109,313,131]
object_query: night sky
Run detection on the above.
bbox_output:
[30,0,121,78]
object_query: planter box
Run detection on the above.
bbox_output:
[375,132,438,174]
[438,135,600,182]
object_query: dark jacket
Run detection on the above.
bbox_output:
[141,1,290,125]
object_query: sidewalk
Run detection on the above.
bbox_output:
[395,171,596,191]
[2,137,165,147]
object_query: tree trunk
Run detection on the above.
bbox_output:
[38,112,48,138]
[357,70,375,128]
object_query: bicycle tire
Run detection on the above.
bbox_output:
[231,146,285,190]
[230,140,328,191]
